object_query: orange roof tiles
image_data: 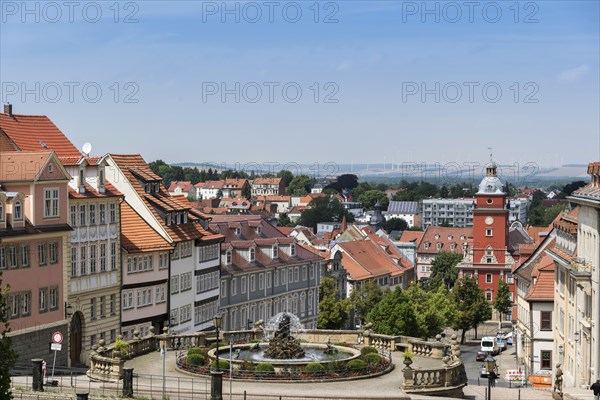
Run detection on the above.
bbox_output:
[418,226,472,254]
[252,177,282,185]
[525,253,555,301]
[68,181,122,199]
[0,112,81,157]
[121,202,172,253]
[399,230,424,243]
[168,181,193,192]
[337,239,409,281]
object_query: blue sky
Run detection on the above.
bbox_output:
[1,0,598,169]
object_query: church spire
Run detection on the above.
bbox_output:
[486,147,497,177]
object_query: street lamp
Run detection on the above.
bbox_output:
[211,312,223,400]
[484,353,497,400]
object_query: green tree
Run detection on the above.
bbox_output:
[0,271,18,399]
[287,175,313,196]
[357,190,389,210]
[543,204,566,226]
[366,287,420,337]
[278,213,292,227]
[317,277,349,329]
[385,217,408,232]
[493,279,513,324]
[299,196,349,230]
[429,252,463,290]
[349,281,383,325]
[451,276,492,344]
[277,170,294,187]
[242,184,251,200]
[351,182,372,199]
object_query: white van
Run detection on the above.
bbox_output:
[481,336,500,355]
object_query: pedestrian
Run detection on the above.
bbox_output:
[490,370,497,387]
[591,379,600,400]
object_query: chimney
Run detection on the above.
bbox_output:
[4,103,13,117]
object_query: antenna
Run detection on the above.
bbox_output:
[82,142,92,156]
[488,146,493,162]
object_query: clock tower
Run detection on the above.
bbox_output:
[457,155,514,316]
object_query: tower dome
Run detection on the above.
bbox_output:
[477,151,504,195]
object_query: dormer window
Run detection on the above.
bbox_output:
[272,245,278,259]
[448,235,453,240]
[436,243,443,250]
[166,213,172,226]
[48,163,54,173]
[256,225,262,235]
[235,227,241,236]
[13,201,22,221]
[79,169,85,192]
[183,212,188,223]
[99,167,105,186]
[249,247,256,262]
[434,234,440,239]
[290,243,296,256]
[226,250,232,265]
[154,183,160,192]
[176,212,181,225]
[424,242,430,249]
[450,243,456,250]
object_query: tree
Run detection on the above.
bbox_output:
[366,287,421,337]
[299,196,349,230]
[543,204,566,226]
[242,184,251,200]
[357,190,389,210]
[385,217,408,232]
[451,276,492,344]
[325,174,358,193]
[349,281,383,326]
[286,175,313,196]
[0,271,18,399]
[493,279,513,324]
[277,170,294,188]
[429,252,463,290]
[561,181,586,197]
[278,213,292,227]
[317,277,349,329]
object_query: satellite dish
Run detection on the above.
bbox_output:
[82,142,92,155]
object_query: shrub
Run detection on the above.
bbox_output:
[113,338,130,356]
[360,346,378,356]
[209,359,230,370]
[240,360,256,372]
[187,347,204,356]
[208,342,220,349]
[186,354,205,366]
[363,353,382,365]
[334,342,350,347]
[347,359,367,371]
[255,363,275,375]
[304,363,325,375]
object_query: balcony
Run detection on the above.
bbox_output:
[570,258,592,276]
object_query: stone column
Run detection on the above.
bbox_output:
[210,370,224,400]
[31,359,44,391]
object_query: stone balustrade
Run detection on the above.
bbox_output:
[87,352,123,382]
[402,362,467,396]
[408,339,448,359]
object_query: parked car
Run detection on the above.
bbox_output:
[481,336,500,355]
[497,331,509,350]
[476,351,488,362]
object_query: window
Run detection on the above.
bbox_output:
[21,244,30,267]
[90,334,96,348]
[540,311,552,331]
[80,245,87,275]
[38,243,47,266]
[486,228,493,237]
[541,350,552,370]
[231,278,237,296]
[485,290,493,301]
[259,273,264,290]
[180,305,191,323]
[290,243,296,256]
[44,189,59,218]
[221,282,227,298]
[250,275,256,292]
[109,203,116,224]
[180,272,192,292]
[70,205,77,226]
[170,309,179,326]
[249,247,255,262]
[109,294,115,315]
[99,296,105,317]
[90,298,96,319]
[49,242,58,264]
[122,291,134,309]
[288,268,293,283]
[486,274,493,283]
[14,201,22,220]
[110,242,117,270]
[302,266,307,281]
[39,288,48,312]
[10,294,19,318]
[80,204,87,225]
[241,276,247,294]
[294,267,299,282]
[49,286,58,310]
[100,243,107,271]
[90,245,97,273]
[159,253,168,269]
[89,204,96,225]
[266,272,272,288]
[137,288,152,307]
[171,275,179,294]
[506,273,514,284]
[226,250,232,265]
[0,247,5,270]
[99,204,106,224]
[272,245,278,259]
[71,247,78,276]
[156,286,166,303]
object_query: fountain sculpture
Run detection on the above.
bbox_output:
[263,313,306,359]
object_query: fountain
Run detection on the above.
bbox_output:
[263,313,305,359]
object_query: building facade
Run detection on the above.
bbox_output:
[421,198,475,228]
[385,201,419,228]
[251,178,284,197]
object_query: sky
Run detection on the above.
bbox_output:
[0,0,599,171]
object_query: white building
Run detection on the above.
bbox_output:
[385,201,419,227]
[421,198,475,228]
[508,197,529,224]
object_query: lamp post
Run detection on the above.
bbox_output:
[484,353,497,400]
[211,312,223,400]
[162,317,175,400]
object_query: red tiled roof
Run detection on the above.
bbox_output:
[525,252,555,301]
[196,180,224,189]
[252,177,282,185]
[68,181,122,199]
[399,230,424,243]
[417,226,472,254]
[121,202,172,253]
[168,181,193,192]
[0,113,81,157]
[337,239,409,281]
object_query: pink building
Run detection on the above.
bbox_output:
[0,151,72,365]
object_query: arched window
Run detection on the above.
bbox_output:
[249,247,255,262]
[14,201,22,220]
[272,245,278,259]
[290,243,296,256]
[226,250,232,265]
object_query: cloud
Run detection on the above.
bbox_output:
[558,64,590,82]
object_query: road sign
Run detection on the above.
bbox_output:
[50,343,62,351]
[52,331,63,344]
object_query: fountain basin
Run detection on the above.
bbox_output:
[210,343,361,367]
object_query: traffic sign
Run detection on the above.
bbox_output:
[50,343,62,351]
[52,331,63,344]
